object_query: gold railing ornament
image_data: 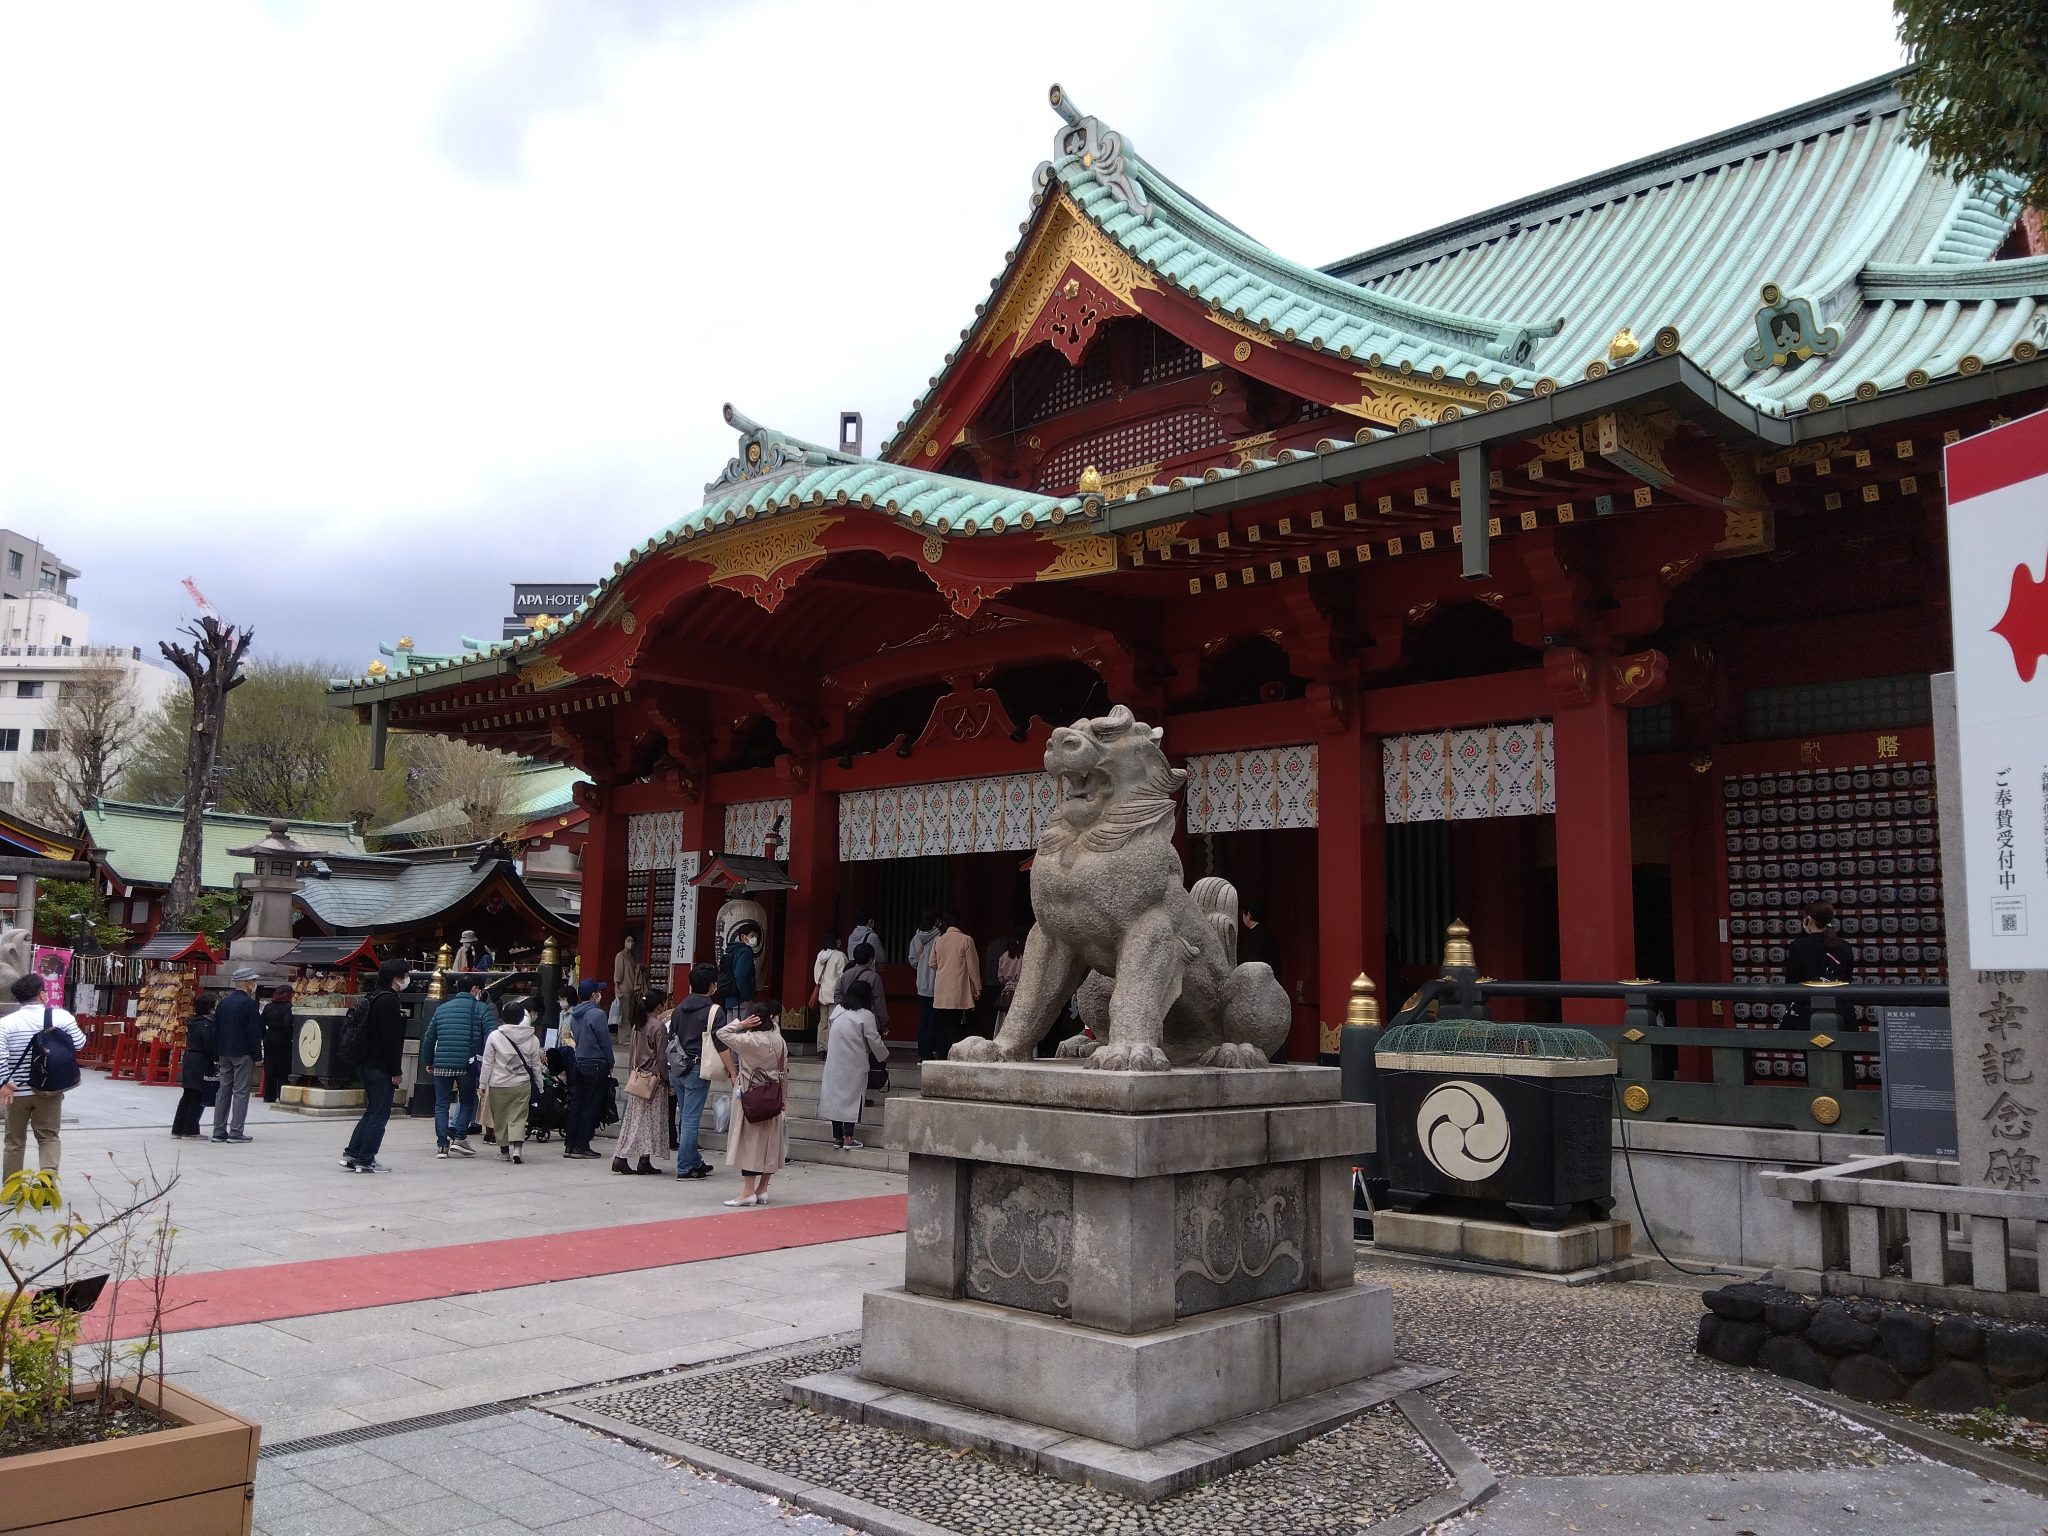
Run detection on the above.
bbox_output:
[1621,1084,1650,1114]
[427,941,453,1001]
[541,935,559,969]
[1442,919,1475,972]
[1346,972,1381,1030]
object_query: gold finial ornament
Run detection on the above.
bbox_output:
[1810,1095,1842,1126]
[1442,919,1475,971]
[365,659,387,677]
[1607,328,1640,363]
[1622,1084,1651,1114]
[1346,972,1381,1030]
[397,636,414,650]
[1077,465,1104,494]
[541,935,559,968]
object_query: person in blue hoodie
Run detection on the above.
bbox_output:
[211,967,264,1143]
[564,977,612,1160]
[422,974,494,1159]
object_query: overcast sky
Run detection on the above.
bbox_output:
[1,0,1907,673]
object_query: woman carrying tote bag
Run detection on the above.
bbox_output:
[715,997,788,1207]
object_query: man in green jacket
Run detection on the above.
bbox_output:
[422,974,494,1159]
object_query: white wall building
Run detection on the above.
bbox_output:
[0,534,178,814]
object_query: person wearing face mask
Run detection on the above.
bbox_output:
[718,922,762,1017]
[342,958,413,1174]
[479,997,542,1164]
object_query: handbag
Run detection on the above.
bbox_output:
[625,1067,660,1101]
[738,1036,787,1123]
[866,1059,891,1092]
[699,1007,730,1083]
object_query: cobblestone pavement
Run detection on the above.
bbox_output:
[256,1407,857,1536]
[572,1343,1449,1536]
[1366,1257,1906,1477]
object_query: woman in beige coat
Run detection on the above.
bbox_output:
[929,918,980,1058]
[716,997,788,1207]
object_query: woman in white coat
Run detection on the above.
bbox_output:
[817,975,888,1150]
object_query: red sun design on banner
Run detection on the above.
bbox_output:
[1993,552,2048,683]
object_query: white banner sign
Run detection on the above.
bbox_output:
[671,851,701,968]
[1947,410,2048,968]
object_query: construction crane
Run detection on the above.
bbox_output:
[180,578,217,620]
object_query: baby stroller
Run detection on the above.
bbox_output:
[525,1047,572,1143]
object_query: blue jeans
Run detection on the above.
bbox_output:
[345,1064,396,1165]
[433,1072,478,1148]
[671,1062,708,1173]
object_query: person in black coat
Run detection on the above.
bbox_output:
[173,994,218,1139]
[260,986,295,1104]
[1784,899,1855,1023]
[342,958,413,1173]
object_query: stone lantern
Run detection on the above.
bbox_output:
[226,820,319,973]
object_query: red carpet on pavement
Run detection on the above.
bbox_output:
[89,1193,906,1342]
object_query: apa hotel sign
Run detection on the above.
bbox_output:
[1947,410,2048,969]
[501,581,597,640]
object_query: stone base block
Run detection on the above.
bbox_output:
[274,1084,364,1118]
[1374,1210,1639,1275]
[788,1357,1451,1503]
[856,1283,1394,1449]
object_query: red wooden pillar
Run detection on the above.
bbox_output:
[778,767,840,1010]
[576,789,630,986]
[1548,651,1635,998]
[1315,720,1385,1056]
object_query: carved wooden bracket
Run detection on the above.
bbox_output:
[1542,646,1596,706]
[1608,649,1670,706]
[913,684,1021,751]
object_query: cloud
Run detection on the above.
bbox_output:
[0,0,1908,671]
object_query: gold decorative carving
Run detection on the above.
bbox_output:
[1097,463,1159,498]
[519,654,575,691]
[1608,328,1639,362]
[1716,506,1775,557]
[898,408,946,466]
[1591,408,1676,482]
[1621,1084,1651,1114]
[1754,436,1852,472]
[1036,535,1118,582]
[922,534,945,564]
[1337,363,1495,431]
[1077,464,1104,494]
[1206,307,1273,349]
[686,512,841,585]
[982,195,1158,360]
[1233,340,1253,363]
[1530,427,1584,461]
[1810,1095,1842,1126]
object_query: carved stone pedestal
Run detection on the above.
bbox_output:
[788,1062,1414,1501]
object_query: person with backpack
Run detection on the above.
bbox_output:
[1,972,87,1180]
[211,966,264,1143]
[341,958,413,1174]
[422,973,493,1159]
[666,963,719,1181]
[172,992,220,1139]
[478,997,541,1164]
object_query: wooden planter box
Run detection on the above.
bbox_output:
[0,1379,259,1534]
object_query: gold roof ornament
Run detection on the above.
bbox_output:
[1077,465,1104,494]
[1442,919,1476,971]
[396,635,414,650]
[365,659,387,677]
[1346,972,1381,1029]
[1607,328,1640,363]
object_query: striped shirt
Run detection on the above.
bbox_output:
[1,1005,86,1092]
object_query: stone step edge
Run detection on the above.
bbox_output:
[1775,1379,2048,1502]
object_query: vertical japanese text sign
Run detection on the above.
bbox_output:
[1946,409,2048,969]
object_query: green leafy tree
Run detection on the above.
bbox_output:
[121,657,386,825]
[1897,1,2048,209]
[30,879,128,952]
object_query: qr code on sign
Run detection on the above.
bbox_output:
[2005,914,2021,932]
[1993,897,2028,936]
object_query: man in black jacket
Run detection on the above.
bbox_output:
[667,963,719,1180]
[212,967,263,1143]
[564,977,611,1159]
[342,958,413,1174]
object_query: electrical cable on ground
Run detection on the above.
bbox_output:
[1611,1076,1741,1280]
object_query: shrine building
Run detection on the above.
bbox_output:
[330,71,2048,1063]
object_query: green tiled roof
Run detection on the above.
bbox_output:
[374,761,590,840]
[82,800,364,893]
[332,405,1105,688]
[1326,72,2047,414]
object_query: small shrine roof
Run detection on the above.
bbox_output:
[372,761,590,842]
[131,931,220,963]
[294,855,572,936]
[82,800,365,893]
[1326,71,2046,414]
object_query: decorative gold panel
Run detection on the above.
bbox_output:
[686,513,842,585]
[982,195,1158,360]
[519,654,576,692]
[1036,535,1118,581]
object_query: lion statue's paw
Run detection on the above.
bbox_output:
[947,1037,1005,1063]
[1085,1042,1172,1072]
[1195,1042,1271,1069]
[1053,1035,1099,1059]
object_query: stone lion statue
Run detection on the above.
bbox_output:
[949,706,1291,1071]
[0,925,32,1017]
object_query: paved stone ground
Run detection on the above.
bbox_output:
[257,1407,856,1536]
[568,1342,1450,1535]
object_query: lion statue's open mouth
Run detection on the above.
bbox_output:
[948,705,1292,1071]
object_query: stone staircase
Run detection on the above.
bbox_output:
[694,1046,922,1174]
